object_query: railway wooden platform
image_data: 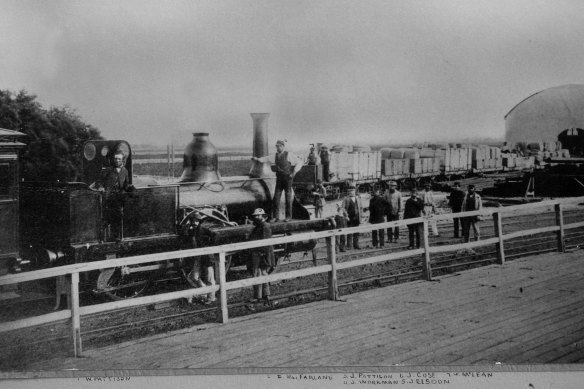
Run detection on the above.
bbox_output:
[27,249,584,370]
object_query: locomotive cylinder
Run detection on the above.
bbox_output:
[180,132,221,183]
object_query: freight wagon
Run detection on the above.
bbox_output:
[292,141,546,201]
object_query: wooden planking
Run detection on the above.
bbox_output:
[24,250,584,370]
[301,261,581,366]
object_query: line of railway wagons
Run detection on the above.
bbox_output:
[294,141,571,198]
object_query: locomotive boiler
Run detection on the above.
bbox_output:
[13,113,333,300]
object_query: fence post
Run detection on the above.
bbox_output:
[422,220,432,281]
[326,236,339,300]
[70,272,82,357]
[493,212,505,265]
[555,203,565,252]
[218,251,229,323]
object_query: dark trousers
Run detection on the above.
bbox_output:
[334,215,347,251]
[408,223,423,248]
[461,217,480,243]
[322,163,330,182]
[346,219,360,249]
[273,174,294,219]
[371,222,385,247]
[104,195,124,240]
[452,208,461,238]
[386,213,400,241]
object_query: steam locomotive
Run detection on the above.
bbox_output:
[1,114,333,300]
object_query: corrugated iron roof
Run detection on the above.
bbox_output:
[504,84,584,119]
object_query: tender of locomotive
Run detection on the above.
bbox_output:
[9,113,333,300]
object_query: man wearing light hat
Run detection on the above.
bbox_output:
[252,139,303,221]
[248,208,275,305]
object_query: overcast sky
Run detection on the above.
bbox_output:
[2,0,584,149]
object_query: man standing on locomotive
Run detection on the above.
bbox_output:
[312,179,327,218]
[252,140,303,221]
[93,151,134,240]
[319,145,331,182]
[248,208,275,306]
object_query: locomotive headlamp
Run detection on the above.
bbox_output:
[83,142,96,161]
[116,141,130,158]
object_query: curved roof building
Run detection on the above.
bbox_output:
[505,84,584,142]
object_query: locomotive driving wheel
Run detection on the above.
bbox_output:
[95,266,152,300]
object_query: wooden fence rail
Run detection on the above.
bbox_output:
[1,196,583,357]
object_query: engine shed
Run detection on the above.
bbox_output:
[0,128,26,275]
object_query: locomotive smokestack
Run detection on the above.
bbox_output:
[179,132,221,182]
[249,113,275,178]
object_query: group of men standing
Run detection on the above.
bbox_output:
[339,181,483,251]
[449,182,483,243]
[332,181,402,252]
[246,140,484,306]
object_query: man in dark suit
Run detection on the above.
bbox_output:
[342,185,363,249]
[368,189,387,248]
[95,152,134,240]
[404,189,425,249]
[448,181,465,238]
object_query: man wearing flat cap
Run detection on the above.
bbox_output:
[252,139,303,221]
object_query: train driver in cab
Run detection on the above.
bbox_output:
[92,151,135,240]
[252,140,303,222]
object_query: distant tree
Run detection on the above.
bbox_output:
[0,89,102,181]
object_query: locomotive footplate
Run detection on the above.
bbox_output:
[71,234,188,263]
[200,218,334,269]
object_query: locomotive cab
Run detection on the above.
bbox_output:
[82,140,133,186]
